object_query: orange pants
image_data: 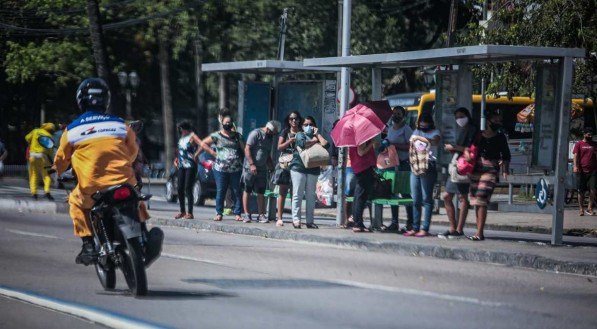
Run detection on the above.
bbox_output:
[69,201,151,238]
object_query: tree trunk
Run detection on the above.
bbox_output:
[194,38,207,136]
[159,35,174,175]
[86,0,112,112]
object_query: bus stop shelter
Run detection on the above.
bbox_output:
[201,60,340,137]
[304,45,586,245]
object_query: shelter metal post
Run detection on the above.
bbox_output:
[336,0,352,227]
[371,68,382,101]
[551,56,573,245]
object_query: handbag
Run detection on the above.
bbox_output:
[278,153,294,169]
[376,145,399,169]
[449,153,470,183]
[271,165,291,185]
[371,171,393,199]
[298,143,330,168]
[457,133,480,176]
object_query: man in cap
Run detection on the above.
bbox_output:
[241,120,281,223]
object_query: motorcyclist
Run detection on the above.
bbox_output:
[25,122,57,200]
[53,78,153,265]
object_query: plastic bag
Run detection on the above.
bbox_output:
[316,166,335,206]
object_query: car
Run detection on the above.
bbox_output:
[165,152,217,206]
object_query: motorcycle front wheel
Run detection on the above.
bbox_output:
[94,263,116,290]
[118,238,148,296]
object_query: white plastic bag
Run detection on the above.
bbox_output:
[316,166,334,206]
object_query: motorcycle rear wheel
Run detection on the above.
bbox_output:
[95,263,116,290]
[119,238,148,296]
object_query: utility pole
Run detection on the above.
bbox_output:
[86,0,111,111]
[194,37,206,136]
[446,0,459,47]
[336,0,352,227]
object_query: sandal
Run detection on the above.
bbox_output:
[468,235,485,241]
[174,213,185,219]
[214,214,223,221]
[276,219,284,227]
[184,213,194,219]
[236,214,244,222]
[292,221,301,229]
[415,230,430,237]
[585,210,595,216]
[580,210,585,216]
[403,230,417,237]
[352,226,371,233]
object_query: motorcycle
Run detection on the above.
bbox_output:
[56,170,163,296]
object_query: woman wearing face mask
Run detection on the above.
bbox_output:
[405,113,441,237]
[466,112,510,241]
[439,107,478,239]
[173,120,205,219]
[381,106,414,233]
[202,110,245,221]
[289,116,328,229]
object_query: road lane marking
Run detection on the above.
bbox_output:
[6,229,62,240]
[161,252,226,266]
[0,285,167,329]
[330,279,504,307]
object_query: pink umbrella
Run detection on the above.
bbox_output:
[331,103,386,147]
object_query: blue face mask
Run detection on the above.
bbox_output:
[303,125,314,136]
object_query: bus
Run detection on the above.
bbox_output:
[384,92,595,173]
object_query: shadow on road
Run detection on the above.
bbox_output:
[97,289,236,300]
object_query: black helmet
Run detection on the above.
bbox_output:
[76,78,111,112]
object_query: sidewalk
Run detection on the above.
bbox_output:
[1,178,596,276]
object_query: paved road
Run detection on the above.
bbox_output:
[1,210,596,329]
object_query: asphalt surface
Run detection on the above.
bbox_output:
[0,210,596,329]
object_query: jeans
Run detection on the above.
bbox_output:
[177,166,197,214]
[291,170,318,224]
[410,163,437,232]
[392,160,413,228]
[352,167,374,228]
[213,169,242,216]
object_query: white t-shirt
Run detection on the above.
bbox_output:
[386,125,413,161]
[412,129,441,161]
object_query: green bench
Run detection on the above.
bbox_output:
[371,171,414,230]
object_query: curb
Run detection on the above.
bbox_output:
[151,217,597,277]
[0,198,69,215]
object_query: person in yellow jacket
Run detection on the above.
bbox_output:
[25,122,56,200]
[53,78,151,264]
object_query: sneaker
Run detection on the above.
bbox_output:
[75,241,96,266]
[45,193,54,201]
[242,214,252,223]
[257,214,269,223]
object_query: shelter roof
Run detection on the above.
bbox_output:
[303,45,586,68]
[201,60,341,74]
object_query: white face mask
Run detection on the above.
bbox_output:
[456,117,469,127]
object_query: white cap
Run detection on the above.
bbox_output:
[266,120,281,134]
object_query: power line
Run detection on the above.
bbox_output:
[0,0,205,37]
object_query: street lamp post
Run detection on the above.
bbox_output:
[118,71,139,119]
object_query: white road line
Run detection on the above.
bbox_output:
[331,279,504,307]
[6,229,62,240]
[161,252,226,266]
[0,285,166,329]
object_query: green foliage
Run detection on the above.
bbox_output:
[458,0,597,97]
[5,40,93,85]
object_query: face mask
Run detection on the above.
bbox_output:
[303,125,314,135]
[456,117,469,127]
[223,123,233,131]
[419,126,431,132]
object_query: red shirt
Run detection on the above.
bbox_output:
[573,140,597,173]
[349,146,376,174]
